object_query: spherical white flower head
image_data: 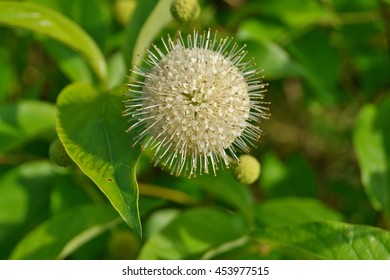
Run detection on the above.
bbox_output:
[124,30,269,177]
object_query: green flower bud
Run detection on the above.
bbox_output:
[171,0,200,23]
[49,138,73,167]
[232,155,261,185]
[107,231,140,260]
[114,0,137,25]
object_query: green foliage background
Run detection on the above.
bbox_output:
[0,0,390,260]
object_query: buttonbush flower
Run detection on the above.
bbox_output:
[123,30,269,177]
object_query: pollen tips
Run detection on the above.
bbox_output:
[123,30,269,177]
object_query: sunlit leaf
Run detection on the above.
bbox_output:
[27,0,112,51]
[10,204,120,259]
[0,1,106,82]
[56,82,142,236]
[0,100,55,152]
[253,221,390,259]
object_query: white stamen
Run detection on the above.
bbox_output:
[123,30,269,177]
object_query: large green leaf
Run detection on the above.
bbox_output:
[123,0,172,68]
[0,1,106,83]
[253,221,390,259]
[139,208,248,259]
[56,82,142,236]
[353,98,390,214]
[255,197,343,227]
[0,100,55,152]
[10,204,120,259]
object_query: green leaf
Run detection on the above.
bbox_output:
[139,208,248,259]
[0,1,106,83]
[245,39,302,79]
[144,208,180,238]
[227,0,331,32]
[0,100,55,152]
[255,197,343,227]
[286,28,341,103]
[27,0,112,51]
[0,169,29,226]
[237,23,302,79]
[107,51,126,89]
[0,47,16,102]
[332,0,379,12]
[247,0,328,28]
[56,82,142,236]
[253,221,390,259]
[353,98,390,214]
[260,152,318,198]
[236,19,288,42]
[123,0,172,68]
[0,161,61,259]
[10,204,120,259]
[260,0,327,28]
[194,172,254,221]
[40,39,92,83]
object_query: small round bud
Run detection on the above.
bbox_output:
[170,0,200,23]
[107,231,140,259]
[232,155,261,185]
[114,0,137,25]
[49,138,73,167]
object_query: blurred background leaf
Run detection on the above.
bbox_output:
[0,161,64,259]
[255,197,343,227]
[124,0,173,68]
[139,208,248,260]
[353,97,390,215]
[0,100,55,152]
[10,204,120,259]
